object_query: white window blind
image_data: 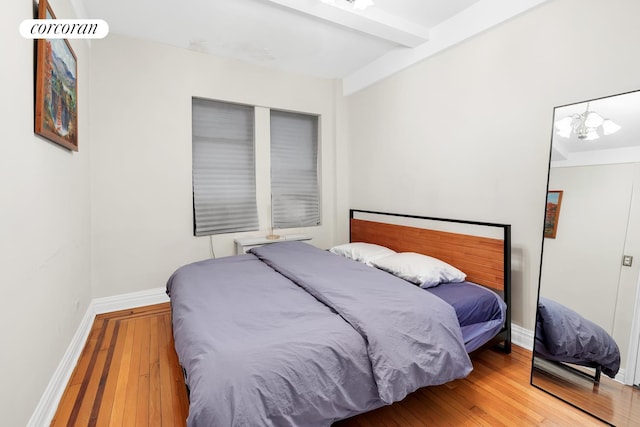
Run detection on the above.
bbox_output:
[270,110,320,228]
[192,98,258,236]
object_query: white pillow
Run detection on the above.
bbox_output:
[371,252,466,288]
[329,242,396,266]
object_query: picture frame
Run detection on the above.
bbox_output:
[544,190,563,238]
[35,0,78,151]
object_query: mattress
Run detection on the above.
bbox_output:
[425,281,507,352]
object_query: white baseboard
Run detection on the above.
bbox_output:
[93,286,169,314]
[27,287,169,427]
[26,303,95,427]
[511,323,534,351]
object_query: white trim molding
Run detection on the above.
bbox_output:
[93,286,169,314]
[26,304,95,427]
[512,323,534,351]
[27,287,169,427]
[626,270,640,385]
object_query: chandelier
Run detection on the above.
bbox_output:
[320,0,375,11]
[555,102,621,141]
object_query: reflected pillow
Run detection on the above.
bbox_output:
[329,242,396,266]
[371,252,466,288]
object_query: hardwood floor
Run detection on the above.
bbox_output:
[53,303,612,426]
[51,303,188,426]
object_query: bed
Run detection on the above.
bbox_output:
[348,210,511,354]
[167,209,511,426]
[534,297,620,384]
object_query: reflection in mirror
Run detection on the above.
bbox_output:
[532,89,640,426]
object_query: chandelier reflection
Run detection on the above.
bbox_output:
[555,102,621,141]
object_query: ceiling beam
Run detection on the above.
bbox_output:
[264,0,429,48]
[343,0,551,95]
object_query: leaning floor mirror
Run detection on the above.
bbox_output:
[531,89,640,425]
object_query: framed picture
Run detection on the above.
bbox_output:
[544,190,563,238]
[35,0,78,151]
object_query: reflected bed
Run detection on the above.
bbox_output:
[534,297,621,384]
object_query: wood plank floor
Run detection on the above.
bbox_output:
[53,303,614,426]
[51,303,188,426]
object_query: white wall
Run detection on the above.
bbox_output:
[90,34,345,298]
[345,0,640,330]
[0,1,92,426]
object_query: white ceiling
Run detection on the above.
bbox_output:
[78,0,548,95]
[551,90,640,167]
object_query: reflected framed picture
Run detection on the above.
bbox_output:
[544,190,563,238]
[35,0,78,151]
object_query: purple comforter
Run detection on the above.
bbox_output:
[167,241,472,427]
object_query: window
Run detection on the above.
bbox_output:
[270,110,320,228]
[192,98,258,236]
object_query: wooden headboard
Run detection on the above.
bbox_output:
[350,217,506,292]
[349,209,512,352]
